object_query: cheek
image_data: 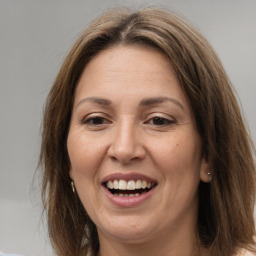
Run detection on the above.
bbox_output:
[154,133,202,209]
[149,131,202,180]
[67,132,106,179]
[67,133,104,213]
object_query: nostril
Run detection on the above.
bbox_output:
[107,131,146,163]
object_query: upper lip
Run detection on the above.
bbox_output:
[101,172,157,184]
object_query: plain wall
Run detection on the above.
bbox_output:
[0,0,255,255]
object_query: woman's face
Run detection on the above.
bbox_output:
[67,45,209,244]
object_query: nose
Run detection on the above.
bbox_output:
[107,120,146,164]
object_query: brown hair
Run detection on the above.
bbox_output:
[39,7,256,256]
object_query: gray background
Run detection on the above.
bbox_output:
[0,0,255,255]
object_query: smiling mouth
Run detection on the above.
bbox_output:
[104,179,157,197]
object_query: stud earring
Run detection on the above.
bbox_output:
[207,172,212,182]
[71,181,76,193]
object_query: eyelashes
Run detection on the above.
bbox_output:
[83,116,111,125]
[82,114,176,128]
[145,117,175,126]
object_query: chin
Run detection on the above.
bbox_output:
[96,214,156,243]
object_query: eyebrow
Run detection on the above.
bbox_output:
[140,97,184,110]
[76,96,184,110]
[76,97,112,109]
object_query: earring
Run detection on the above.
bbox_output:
[71,181,76,193]
[207,172,212,182]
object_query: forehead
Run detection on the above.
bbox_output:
[74,45,190,110]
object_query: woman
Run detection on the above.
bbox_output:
[39,8,256,256]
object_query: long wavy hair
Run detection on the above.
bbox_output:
[39,7,256,256]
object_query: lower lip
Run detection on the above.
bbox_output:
[102,185,157,207]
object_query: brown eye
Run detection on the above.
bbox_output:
[151,117,173,126]
[83,116,109,125]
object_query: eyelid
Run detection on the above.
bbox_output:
[145,112,175,121]
[83,116,108,124]
[147,117,174,125]
[81,113,112,125]
[144,113,176,126]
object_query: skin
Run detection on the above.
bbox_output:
[67,45,210,256]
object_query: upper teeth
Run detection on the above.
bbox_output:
[106,180,154,190]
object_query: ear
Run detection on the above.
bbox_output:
[199,157,212,183]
